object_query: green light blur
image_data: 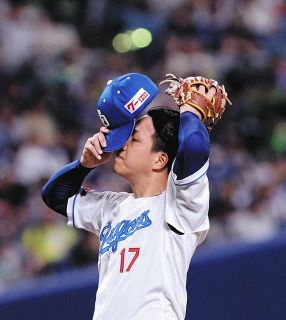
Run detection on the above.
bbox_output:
[131,28,152,48]
[112,28,152,53]
[112,33,132,53]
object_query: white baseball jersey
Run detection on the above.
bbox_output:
[67,160,210,320]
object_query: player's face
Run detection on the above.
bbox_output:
[113,116,162,181]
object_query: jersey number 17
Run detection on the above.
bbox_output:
[120,247,140,273]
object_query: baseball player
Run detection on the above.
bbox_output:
[42,73,230,320]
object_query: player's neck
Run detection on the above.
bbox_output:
[130,173,168,199]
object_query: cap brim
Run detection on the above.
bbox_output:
[103,120,135,152]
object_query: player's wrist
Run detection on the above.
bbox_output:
[80,156,98,169]
[180,104,203,120]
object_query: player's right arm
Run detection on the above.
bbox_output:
[41,127,112,217]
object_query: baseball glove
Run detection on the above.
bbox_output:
[159,74,232,131]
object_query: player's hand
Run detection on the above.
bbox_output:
[80,127,112,168]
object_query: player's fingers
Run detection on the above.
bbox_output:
[91,135,104,155]
[85,139,102,160]
[97,132,107,148]
[100,127,109,134]
[88,136,102,154]
[98,127,109,148]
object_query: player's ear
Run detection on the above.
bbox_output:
[153,152,169,171]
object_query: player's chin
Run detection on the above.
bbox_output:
[113,159,130,180]
[113,157,123,175]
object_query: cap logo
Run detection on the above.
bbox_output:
[124,88,150,114]
[97,109,110,127]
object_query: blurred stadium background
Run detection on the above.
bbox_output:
[0,0,286,319]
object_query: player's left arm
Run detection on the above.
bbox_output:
[162,76,230,237]
[165,110,210,239]
[164,87,217,238]
[172,86,216,181]
[173,109,209,182]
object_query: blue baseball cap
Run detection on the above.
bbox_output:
[97,73,159,152]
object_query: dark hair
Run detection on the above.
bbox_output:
[147,107,180,172]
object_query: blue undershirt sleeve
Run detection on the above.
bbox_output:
[173,111,210,180]
[41,159,93,216]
